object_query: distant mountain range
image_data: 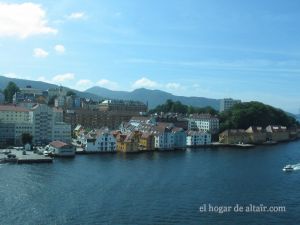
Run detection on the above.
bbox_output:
[0,75,101,101]
[0,75,220,109]
[85,86,220,109]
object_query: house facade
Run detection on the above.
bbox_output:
[186,131,211,146]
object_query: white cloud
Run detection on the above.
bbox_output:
[52,73,75,82]
[76,79,92,86]
[3,72,31,80]
[132,77,160,89]
[3,72,17,78]
[165,82,184,91]
[97,79,119,90]
[0,2,57,39]
[33,48,49,58]
[67,12,85,20]
[54,44,65,54]
[76,79,93,90]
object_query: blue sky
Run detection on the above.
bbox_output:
[0,0,300,113]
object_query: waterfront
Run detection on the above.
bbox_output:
[0,141,300,225]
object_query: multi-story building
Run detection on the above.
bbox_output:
[13,86,48,104]
[54,95,65,108]
[139,132,155,151]
[0,105,33,123]
[63,109,138,130]
[186,131,211,146]
[48,86,67,99]
[84,128,116,152]
[52,122,72,144]
[0,123,15,147]
[32,104,71,144]
[220,98,241,112]
[187,114,219,134]
[31,104,54,144]
[0,105,33,146]
[99,100,147,113]
[172,127,187,149]
[116,131,141,152]
[153,123,175,150]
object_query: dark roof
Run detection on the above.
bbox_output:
[0,105,30,112]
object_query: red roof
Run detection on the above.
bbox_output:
[49,140,70,148]
[0,105,30,112]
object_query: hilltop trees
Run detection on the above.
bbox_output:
[219,101,298,131]
[4,82,20,103]
[149,99,218,115]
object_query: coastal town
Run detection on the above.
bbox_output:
[0,83,300,163]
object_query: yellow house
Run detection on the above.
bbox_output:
[117,131,141,152]
[139,132,155,151]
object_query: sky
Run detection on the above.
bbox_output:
[0,0,300,113]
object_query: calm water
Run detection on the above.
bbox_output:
[1,141,300,225]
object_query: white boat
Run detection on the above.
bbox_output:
[283,165,294,172]
[43,150,51,156]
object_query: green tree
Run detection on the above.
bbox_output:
[48,95,57,106]
[149,99,218,115]
[219,101,298,131]
[66,90,76,96]
[4,82,20,103]
[22,133,33,145]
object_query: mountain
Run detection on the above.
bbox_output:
[0,75,102,101]
[85,86,220,109]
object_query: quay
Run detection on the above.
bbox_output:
[0,149,53,164]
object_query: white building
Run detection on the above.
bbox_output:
[52,122,72,144]
[186,131,211,146]
[53,107,63,122]
[49,141,75,157]
[54,96,65,108]
[48,86,67,99]
[153,123,175,150]
[31,104,71,145]
[0,105,33,146]
[84,128,116,152]
[31,104,54,144]
[187,114,219,134]
[220,98,241,112]
[0,105,33,123]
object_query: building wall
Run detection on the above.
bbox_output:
[0,108,32,123]
[52,122,71,144]
[220,98,241,112]
[32,104,53,145]
[187,132,211,146]
[154,133,174,150]
[219,131,250,144]
[86,134,116,152]
[0,123,15,147]
[173,131,187,149]
[188,117,219,134]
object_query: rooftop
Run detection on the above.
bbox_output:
[0,105,30,112]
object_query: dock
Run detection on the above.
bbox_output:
[0,149,53,164]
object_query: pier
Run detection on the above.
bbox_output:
[0,149,53,164]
